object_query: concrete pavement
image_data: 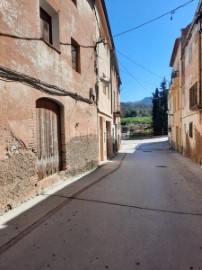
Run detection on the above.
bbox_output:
[0,137,202,269]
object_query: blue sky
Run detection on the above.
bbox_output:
[105,0,199,102]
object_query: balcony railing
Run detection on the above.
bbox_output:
[189,81,202,110]
[113,104,121,117]
[171,70,179,80]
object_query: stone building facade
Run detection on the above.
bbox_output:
[94,0,121,163]
[169,38,182,151]
[169,0,202,164]
[0,0,121,213]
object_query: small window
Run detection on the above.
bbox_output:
[189,122,193,138]
[103,86,107,95]
[103,85,109,96]
[189,45,192,63]
[174,96,176,112]
[40,8,52,44]
[71,39,80,72]
[182,58,185,75]
[114,91,116,110]
[107,87,110,99]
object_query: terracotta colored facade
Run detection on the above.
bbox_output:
[0,0,121,213]
[169,0,202,164]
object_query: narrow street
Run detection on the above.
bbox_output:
[0,137,202,270]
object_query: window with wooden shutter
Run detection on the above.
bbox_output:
[71,39,80,72]
[40,7,52,45]
[189,122,193,138]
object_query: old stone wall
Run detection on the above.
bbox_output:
[0,129,36,213]
[0,0,99,214]
[184,127,202,164]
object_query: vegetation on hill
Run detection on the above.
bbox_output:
[121,102,153,138]
[121,79,168,139]
[121,116,152,125]
[121,103,152,118]
[121,78,168,138]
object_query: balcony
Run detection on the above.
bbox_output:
[171,69,179,80]
[170,70,180,88]
[113,104,121,117]
[189,81,202,110]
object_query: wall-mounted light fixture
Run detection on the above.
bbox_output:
[100,73,111,84]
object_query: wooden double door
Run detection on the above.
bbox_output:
[36,98,61,180]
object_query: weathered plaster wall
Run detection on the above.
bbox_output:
[169,38,182,152]
[0,130,36,213]
[181,27,202,164]
[111,63,121,151]
[184,128,202,164]
[0,0,99,213]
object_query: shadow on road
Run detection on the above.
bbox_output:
[0,137,171,255]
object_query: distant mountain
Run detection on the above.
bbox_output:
[134,97,152,105]
[121,97,152,118]
[122,97,152,106]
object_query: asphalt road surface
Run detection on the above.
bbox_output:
[0,137,202,270]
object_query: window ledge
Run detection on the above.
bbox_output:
[41,38,61,54]
[72,68,81,74]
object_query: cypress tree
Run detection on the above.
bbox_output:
[152,78,168,135]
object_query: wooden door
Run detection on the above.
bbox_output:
[106,121,112,158]
[36,98,61,180]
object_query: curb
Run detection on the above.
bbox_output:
[0,153,126,255]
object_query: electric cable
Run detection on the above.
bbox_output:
[113,0,195,38]
[119,61,152,95]
[0,33,96,49]
[0,65,93,105]
[117,50,163,79]
[119,67,157,86]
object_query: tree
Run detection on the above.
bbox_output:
[130,110,137,117]
[152,78,168,135]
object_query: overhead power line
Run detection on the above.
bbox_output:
[0,65,93,105]
[119,61,152,95]
[0,33,95,48]
[119,66,156,86]
[117,50,163,79]
[113,0,195,38]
